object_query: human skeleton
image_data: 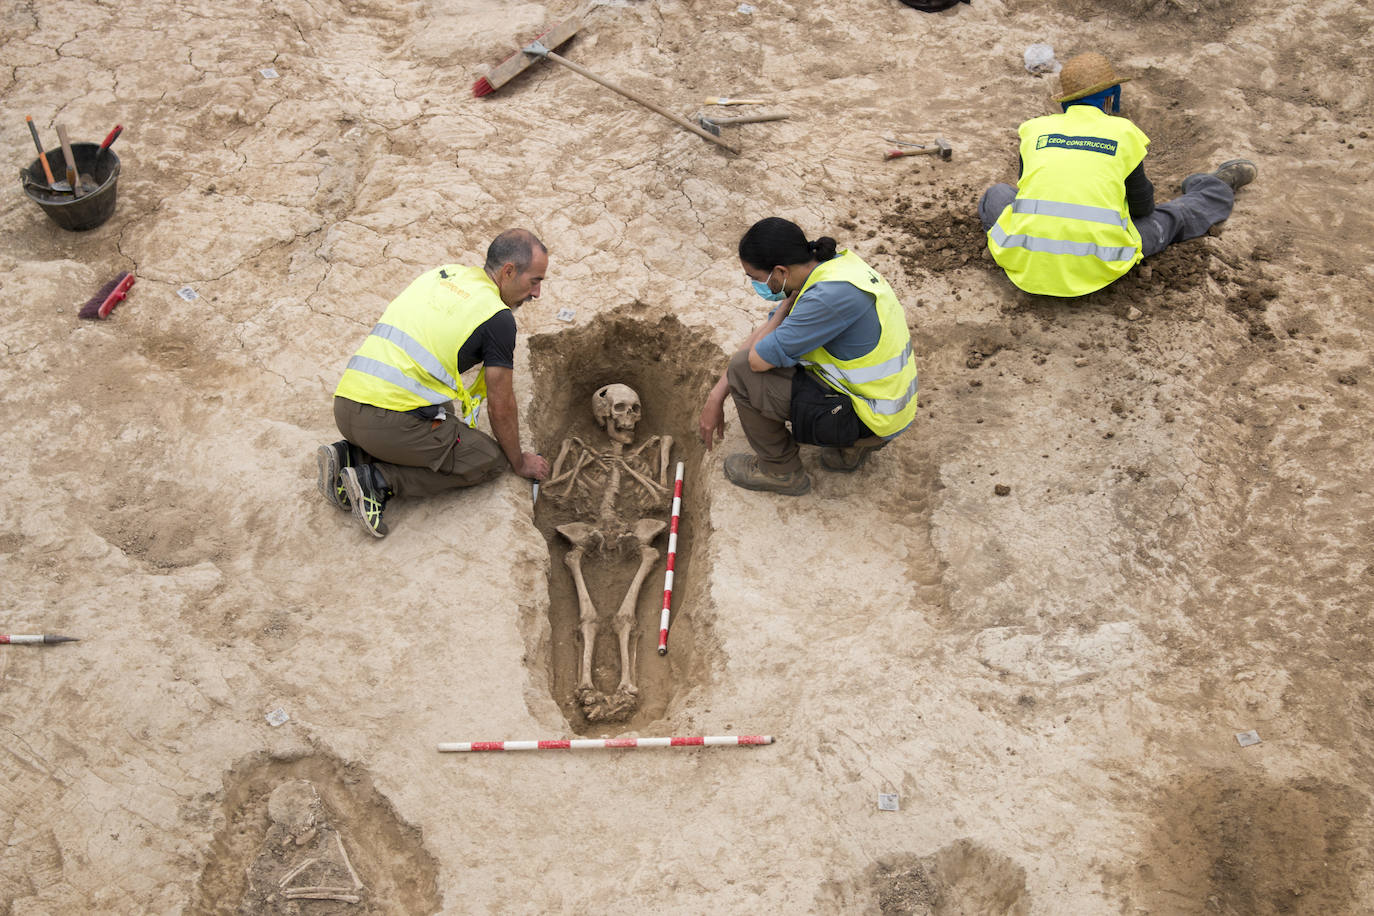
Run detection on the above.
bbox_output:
[547,384,673,721]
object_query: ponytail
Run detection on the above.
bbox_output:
[808,236,838,261]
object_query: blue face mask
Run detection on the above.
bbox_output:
[750,269,786,301]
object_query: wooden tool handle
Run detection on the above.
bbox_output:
[55,124,83,197]
[26,116,58,185]
[712,113,789,127]
[884,147,936,160]
[542,51,738,154]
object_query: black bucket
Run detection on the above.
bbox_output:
[19,142,122,231]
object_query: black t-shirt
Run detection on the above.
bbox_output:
[365,305,517,421]
[457,309,516,373]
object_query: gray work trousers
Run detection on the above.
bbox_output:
[977,174,1235,259]
[333,397,505,498]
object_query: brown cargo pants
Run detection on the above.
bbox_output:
[333,397,506,498]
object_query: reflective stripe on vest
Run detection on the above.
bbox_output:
[808,360,920,416]
[333,265,507,423]
[344,355,452,406]
[988,106,1148,296]
[369,322,460,391]
[794,250,918,436]
[1009,198,1130,229]
[988,224,1137,262]
[808,341,914,388]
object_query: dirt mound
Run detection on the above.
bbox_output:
[1131,771,1372,914]
[866,840,1030,915]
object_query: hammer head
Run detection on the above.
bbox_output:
[695,114,722,137]
[933,137,952,160]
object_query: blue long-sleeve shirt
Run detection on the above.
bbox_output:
[754,278,883,368]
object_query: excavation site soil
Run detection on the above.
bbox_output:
[2,0,1372,913]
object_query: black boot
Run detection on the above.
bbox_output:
[342,464,392,538]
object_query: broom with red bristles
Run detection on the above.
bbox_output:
[78,271,135,320]
[471,18,582,98]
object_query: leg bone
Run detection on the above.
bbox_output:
[659,435,674,485]
[612,543,660,695]
[561,545,600,692]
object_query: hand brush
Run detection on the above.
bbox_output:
[78,271,135,320]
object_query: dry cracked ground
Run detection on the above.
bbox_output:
[2,0,1372,913]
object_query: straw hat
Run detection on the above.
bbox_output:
[1054,52,1131,103]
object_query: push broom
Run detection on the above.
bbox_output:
[473,18,738,154]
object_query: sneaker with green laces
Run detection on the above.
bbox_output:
[341,464,392,538]
[316,440,353,511]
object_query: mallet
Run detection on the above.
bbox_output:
[884,137,952,161]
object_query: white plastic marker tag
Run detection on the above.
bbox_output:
[265,707,289,727]
[737,3,756,12]
[176,286,199,301]
[877,794,899,811]
[556,308,575,322]
[260,67,279,79]
[1235,730,1261,747]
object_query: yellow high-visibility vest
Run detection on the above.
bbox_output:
[988,105,1149,296]
[334,265,507,426]
[794,250,919,437]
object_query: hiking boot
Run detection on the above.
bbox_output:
[316,440,353,511]
[341,464,392,538]
[820,436,886,473]
[723,453,811,496]
[1181,158,1257,195]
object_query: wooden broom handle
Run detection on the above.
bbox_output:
[540,50,739,154]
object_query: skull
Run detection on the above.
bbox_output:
[592,383,641,445]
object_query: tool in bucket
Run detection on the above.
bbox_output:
[20,137,123,230]
[24,116,70,193]
[98,124,124,164]
[55,124,98,196]
[473,18,738,154]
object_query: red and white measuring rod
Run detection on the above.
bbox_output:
[437,735,773,753]
[658,460,685,656]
